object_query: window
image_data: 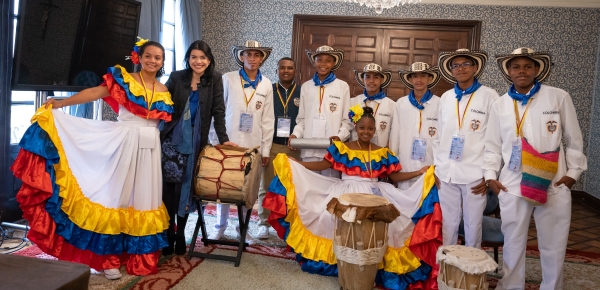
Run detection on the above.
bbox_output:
[160,0,176,84]
[11,0,36,144]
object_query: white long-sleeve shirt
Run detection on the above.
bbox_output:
[389,94,440,187]
[292,78,353,159]
[483,85,587,197]
[433,85,499,184]
[349,95,395,148]
[218,70,275,157]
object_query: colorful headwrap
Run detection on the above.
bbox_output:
[348,104,364,124]
[125,37,149,65]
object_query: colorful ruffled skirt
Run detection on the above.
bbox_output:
[263,154,443,290]
[12,107,169,275]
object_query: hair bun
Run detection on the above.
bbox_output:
[362,106,374,115]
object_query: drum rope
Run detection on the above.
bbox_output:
[197,147,249,198]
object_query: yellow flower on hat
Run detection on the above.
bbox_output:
[348,104,364,124]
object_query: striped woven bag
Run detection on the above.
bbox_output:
[520,137,560,205]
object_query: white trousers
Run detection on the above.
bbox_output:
[302,157,341,178]
[214,204,248,230]
[496,187,571,290]
[438,179,487,248]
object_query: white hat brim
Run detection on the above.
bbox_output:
[306,50,345,71]
[354,69,393,89]
[495,52,552,83]
[438,51,488,84]
[398,66,441,90]
[231,46,273,68]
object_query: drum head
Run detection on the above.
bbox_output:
[338,193,389,207]
[442,245,489,263]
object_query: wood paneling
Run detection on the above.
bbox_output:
[292,15,481,101]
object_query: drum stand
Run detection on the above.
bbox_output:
[187,196,253,267]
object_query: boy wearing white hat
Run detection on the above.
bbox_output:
[349,63,395,148]
[484,48,587,289]
[434,49,499,248]
[209,40,275,241]
[390,62,441,190]
[289,46,353,177]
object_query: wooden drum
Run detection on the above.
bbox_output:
[436,245,497,290]
[194,145,261,208]
[327,193,401,290]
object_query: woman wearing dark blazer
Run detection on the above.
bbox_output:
[161,40,236,255]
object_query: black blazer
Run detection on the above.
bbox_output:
[161,69,229,171]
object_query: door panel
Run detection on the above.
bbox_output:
[292,16,481,102]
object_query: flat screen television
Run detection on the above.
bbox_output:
[11,0,141,92]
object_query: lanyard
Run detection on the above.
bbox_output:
[318,86,325,114]
[240,76,259,110]
[365,100,380,116]
[513,98,534,137]
[455,91,476,130]
[418,110,422,134]
[140,72,155,119]
[276,82,297,117]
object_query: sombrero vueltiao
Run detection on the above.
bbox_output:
[231,40,273,68]
[306,45,345,71]
[398,62,441,90]
[495,47,552,83]
[438,48,488,84]
[354,63,393,89]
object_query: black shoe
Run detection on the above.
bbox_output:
[162,234,175,255]
[174,235,187,255]
[162,245,174,256]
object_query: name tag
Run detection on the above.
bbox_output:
[507,140,522,171]
[449,134,465,161]
[139,127,156,149]
[371,185,382,197]
[411,137,427,161]
[276,117,291,137]
[312,115,327,138]
[239,111,254,133]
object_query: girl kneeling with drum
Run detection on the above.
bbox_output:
[263,105,443,289]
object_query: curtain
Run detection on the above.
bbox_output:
[137,0,163,42]
[0,0,15,217]
[180,0,202,50]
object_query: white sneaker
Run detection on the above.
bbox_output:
[208,227,226,240]
[256,225,269,240]
[104,268,122,280]
[236,226,256,245]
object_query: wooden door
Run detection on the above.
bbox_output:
[302,25,384,97]
[293,16,481,101]
[69,0,141,82]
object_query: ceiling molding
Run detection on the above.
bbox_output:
[312,0,600,8]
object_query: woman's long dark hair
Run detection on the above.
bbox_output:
[184,40,216,82]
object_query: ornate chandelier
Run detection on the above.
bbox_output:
[344,0,421,14]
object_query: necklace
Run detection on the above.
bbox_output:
[139,72,155,119]
[356,140,373,179]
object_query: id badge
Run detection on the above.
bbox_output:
[276,117,291,137]
[411,137,427,161]
[449,134,465,161]
[312,115,327,138]
[239,111,254,133]
[139,127,156,149]
[371,185,382,197]
[507,139,522,171]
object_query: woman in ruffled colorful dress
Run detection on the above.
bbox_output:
[11,39,173,280]
[263,105,443,290]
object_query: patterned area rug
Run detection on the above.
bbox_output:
[12,205,600,289]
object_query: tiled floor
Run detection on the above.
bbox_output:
[527,197,600,253]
